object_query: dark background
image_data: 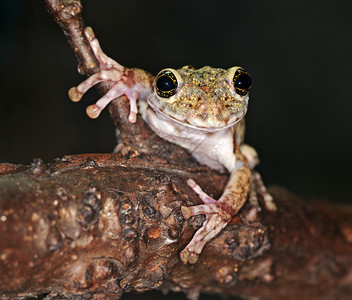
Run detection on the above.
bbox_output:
[1,0,351,207]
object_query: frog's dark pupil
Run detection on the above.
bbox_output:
[234,70,252,96]
[155,71,178,98]
[236,73,251,89]
[157,75,175,91]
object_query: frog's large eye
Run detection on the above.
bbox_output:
[233,69,252,96]
[155,70,178,98]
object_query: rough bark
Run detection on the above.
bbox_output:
[0,0,352,299]
[1,157,352,300]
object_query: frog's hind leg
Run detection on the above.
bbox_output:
[240,144,277,212]
[252,171,277,212]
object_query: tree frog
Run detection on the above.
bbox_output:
[69,27,276,264]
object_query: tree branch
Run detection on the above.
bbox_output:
[0,1,352,299]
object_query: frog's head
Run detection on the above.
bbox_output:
[147,65,251,131]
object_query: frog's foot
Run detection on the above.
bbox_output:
[180,179,231,264]
[248,171,277,212]
[68,27,152,122]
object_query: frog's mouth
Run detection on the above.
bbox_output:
[147,95,247,132]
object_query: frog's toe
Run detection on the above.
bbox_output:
[180,248,199,264]
[187,178,217,204]
[68,87,82,102]
[181,203,218,219]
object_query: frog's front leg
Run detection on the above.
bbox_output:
[68,27,153,122]
[180,150,251,264]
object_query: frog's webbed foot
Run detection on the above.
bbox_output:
[180,179,231,264]
[68,27,152,122]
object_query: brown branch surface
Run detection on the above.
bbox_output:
[40,0,98,76]
[1,157,352,300]
[0,0,352,299]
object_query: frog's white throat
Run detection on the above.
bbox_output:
[147,95,247,133]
